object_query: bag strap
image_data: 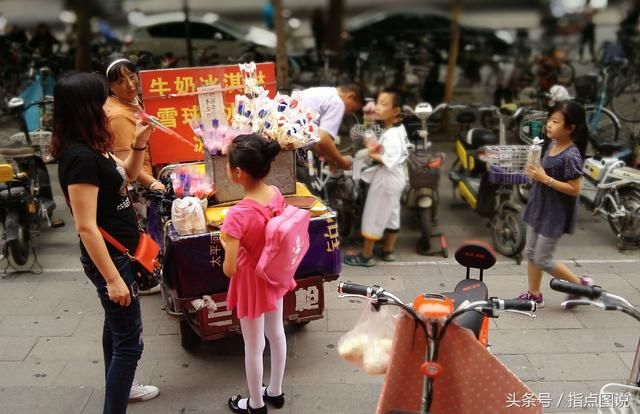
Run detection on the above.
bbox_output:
[64,191,134,256]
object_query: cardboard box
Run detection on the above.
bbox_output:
[205,150,296,203]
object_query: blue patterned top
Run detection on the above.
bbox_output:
[523,142,583,238]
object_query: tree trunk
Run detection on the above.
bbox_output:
[325,0,344,53]
[69,0,92,72]
[273,0,288,90]
[445,0,463,103]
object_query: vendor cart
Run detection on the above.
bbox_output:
[148,174,341,350]
[139,61,341,349]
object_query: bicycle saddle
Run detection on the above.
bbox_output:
[464,128,498,150]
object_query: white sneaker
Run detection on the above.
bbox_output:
[129,380,160,402]
[138,284,161,296]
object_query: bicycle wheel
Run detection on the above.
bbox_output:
[491,206,526,259]
[584,105,621,148]
[555,61,575,86]
[610,74,640,123]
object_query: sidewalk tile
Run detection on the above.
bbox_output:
[0,386,92,414]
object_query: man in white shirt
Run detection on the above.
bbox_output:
[298,84,363,171]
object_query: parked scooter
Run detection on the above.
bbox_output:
[448,104,527,263]
[0,97,63,272]
[403,103,447,257]
[581,141,640,248]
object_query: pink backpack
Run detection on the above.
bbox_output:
[246,201,311,290]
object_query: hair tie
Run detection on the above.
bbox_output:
[105,58,131,78]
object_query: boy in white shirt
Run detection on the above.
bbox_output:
[344,88,408,266]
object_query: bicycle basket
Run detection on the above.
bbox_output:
[482,145,531,185]
[407,151,443,188]
[574,74,599,103]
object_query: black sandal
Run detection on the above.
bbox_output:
[228,395,268,414]
[263,386,285,408]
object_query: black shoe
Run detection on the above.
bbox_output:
[263,387,285,408]
[228,396,268,414]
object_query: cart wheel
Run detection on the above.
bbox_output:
[292,320,310,328]
[179,319,200,350]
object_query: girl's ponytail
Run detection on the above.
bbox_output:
[227,133,279,180]
[549,99,589,160]
[264,140,281,162]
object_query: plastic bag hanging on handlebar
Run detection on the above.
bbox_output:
[337,302,397,375]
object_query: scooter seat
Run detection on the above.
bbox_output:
[456,111,477,125]
[593,141,624,156]
[464,128,498,150]
[0,143,34,158]
[0,186,26,200]
[443,279,489,339]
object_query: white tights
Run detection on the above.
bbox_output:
[238,298,286,410]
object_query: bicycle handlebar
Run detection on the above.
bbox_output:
[550,278,640,322]
[549,278,602,300]
[338,282,384,298]
[491,298,537,312]
[338,282,536,315]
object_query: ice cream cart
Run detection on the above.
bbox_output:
[139,62,341,349]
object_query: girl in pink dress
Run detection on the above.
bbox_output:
[221,134,289,414]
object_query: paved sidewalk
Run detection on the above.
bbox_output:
[0,154,638,413]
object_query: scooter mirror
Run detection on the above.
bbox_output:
[7,97,24,110]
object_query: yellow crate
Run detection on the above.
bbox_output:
[0,164,14,183]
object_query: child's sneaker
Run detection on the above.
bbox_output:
[515,291,545,309]
[564,276,594,309]
[373,246,396,262]
[343,253,376,267]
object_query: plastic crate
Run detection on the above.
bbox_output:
[574,74,599,103]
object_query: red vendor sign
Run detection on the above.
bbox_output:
[139,62,276,165]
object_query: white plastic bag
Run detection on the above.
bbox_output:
[171,196,207,236]
[337,303,397,375]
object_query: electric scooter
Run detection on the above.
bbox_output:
[403,103,447,257]
[581,141,640,248]
[447,104,527,263]
[0,97,63,272]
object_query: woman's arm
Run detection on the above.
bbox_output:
[114,146,165,191]
[221,235,239,278]
[526,165,582,196]
[112,120,152,182]
[68,183,131,306]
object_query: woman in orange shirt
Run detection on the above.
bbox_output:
[103,58,165,192]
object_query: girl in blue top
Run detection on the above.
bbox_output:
[517,100,594,307]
